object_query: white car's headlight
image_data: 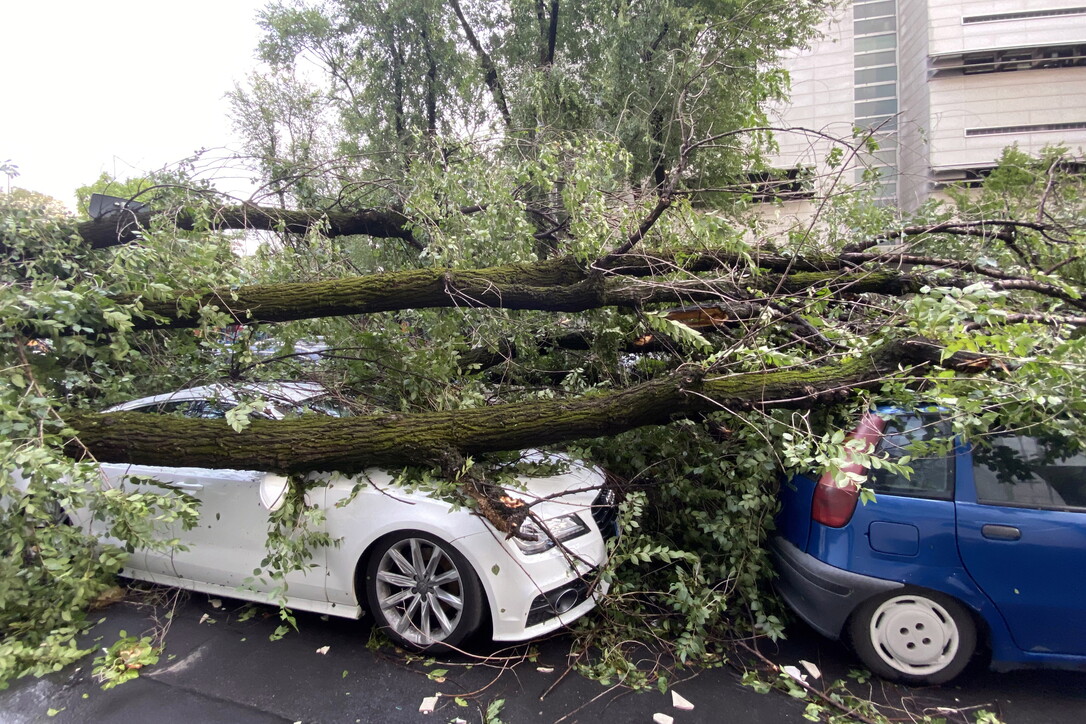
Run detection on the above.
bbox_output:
[514,514,590,554]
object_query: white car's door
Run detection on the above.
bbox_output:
[107,400,327,603]
[92,462,188,577]
[167,465,326,603]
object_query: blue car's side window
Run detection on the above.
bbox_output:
[972,435,1086,512]
[869,414,954,500]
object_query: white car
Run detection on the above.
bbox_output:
[76,382,618,648]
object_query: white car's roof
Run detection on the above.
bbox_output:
[104,381,326,413]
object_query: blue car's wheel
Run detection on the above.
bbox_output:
[849,588,977,685]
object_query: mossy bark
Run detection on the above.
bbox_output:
[65,338,976,473]
[77,205,415,249]
[62,337,986,533]
[119,257,925,330]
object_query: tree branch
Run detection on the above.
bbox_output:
[840,251,1086,309]
[450,0,513,127]
[543,0,559,66]
[22,243,1086,337]
[842,220,1065,253]
[77,204,417,249]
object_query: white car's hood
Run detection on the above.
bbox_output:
[503,451,604,519]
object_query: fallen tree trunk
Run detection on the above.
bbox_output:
[66,338,982,472]
[30,249,1078,340]
[63,337,988,532]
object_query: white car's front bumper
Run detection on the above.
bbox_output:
[456,523,612,641]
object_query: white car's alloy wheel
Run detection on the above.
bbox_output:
[366,532,484,648]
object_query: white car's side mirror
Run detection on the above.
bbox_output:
[260,474,290,512]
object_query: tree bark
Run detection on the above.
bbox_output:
[118,256,925,330]
[449,0,512,127]
[543,0,559,66]
[77,205,416,249]
[64,338,984,475]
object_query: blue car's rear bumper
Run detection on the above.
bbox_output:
[770,536,902,639]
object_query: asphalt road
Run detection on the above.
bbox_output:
[1,589,1082,723]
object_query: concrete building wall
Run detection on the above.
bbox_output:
[764,6,856,220]
[897,0,933,209]
[771,8,855,168]
[929,1,1086,55]
[766,1,1086,213]
[928,68,1086,171]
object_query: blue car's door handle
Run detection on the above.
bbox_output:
[981,524,1021,541]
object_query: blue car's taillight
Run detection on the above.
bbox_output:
[811,479,860,527]
[811,412,886,528]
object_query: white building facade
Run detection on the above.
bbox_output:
[769,1,1086,212]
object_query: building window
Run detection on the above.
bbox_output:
[855,16,897,35]
[853,0,899,205]
[963,7,1086,24]
[854,1,896,20]
[855,115,898,131]
[932,44,1086,76]
[855,33,898,53]
[855,49,897,68]
[855,98,898,117]
[965,121,1086,137]
[855,66,897,84]
[1039,45,1086,68]
[855,82,897,101]
[742,167,814,201]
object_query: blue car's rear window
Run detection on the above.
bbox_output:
[869,414,954,500]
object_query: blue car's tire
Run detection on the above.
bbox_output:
[849,587,977,686]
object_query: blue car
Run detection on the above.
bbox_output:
[772,408,1086,685]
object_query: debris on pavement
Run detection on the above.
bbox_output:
[799,660,822,680]
[671,690,694,710]
[419,695,440,714]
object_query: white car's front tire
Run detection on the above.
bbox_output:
[363,531,486,650]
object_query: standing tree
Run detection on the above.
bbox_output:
[3,0,1086,690]
[0,160,18,194]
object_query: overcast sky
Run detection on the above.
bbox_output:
[1,0,268,210]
